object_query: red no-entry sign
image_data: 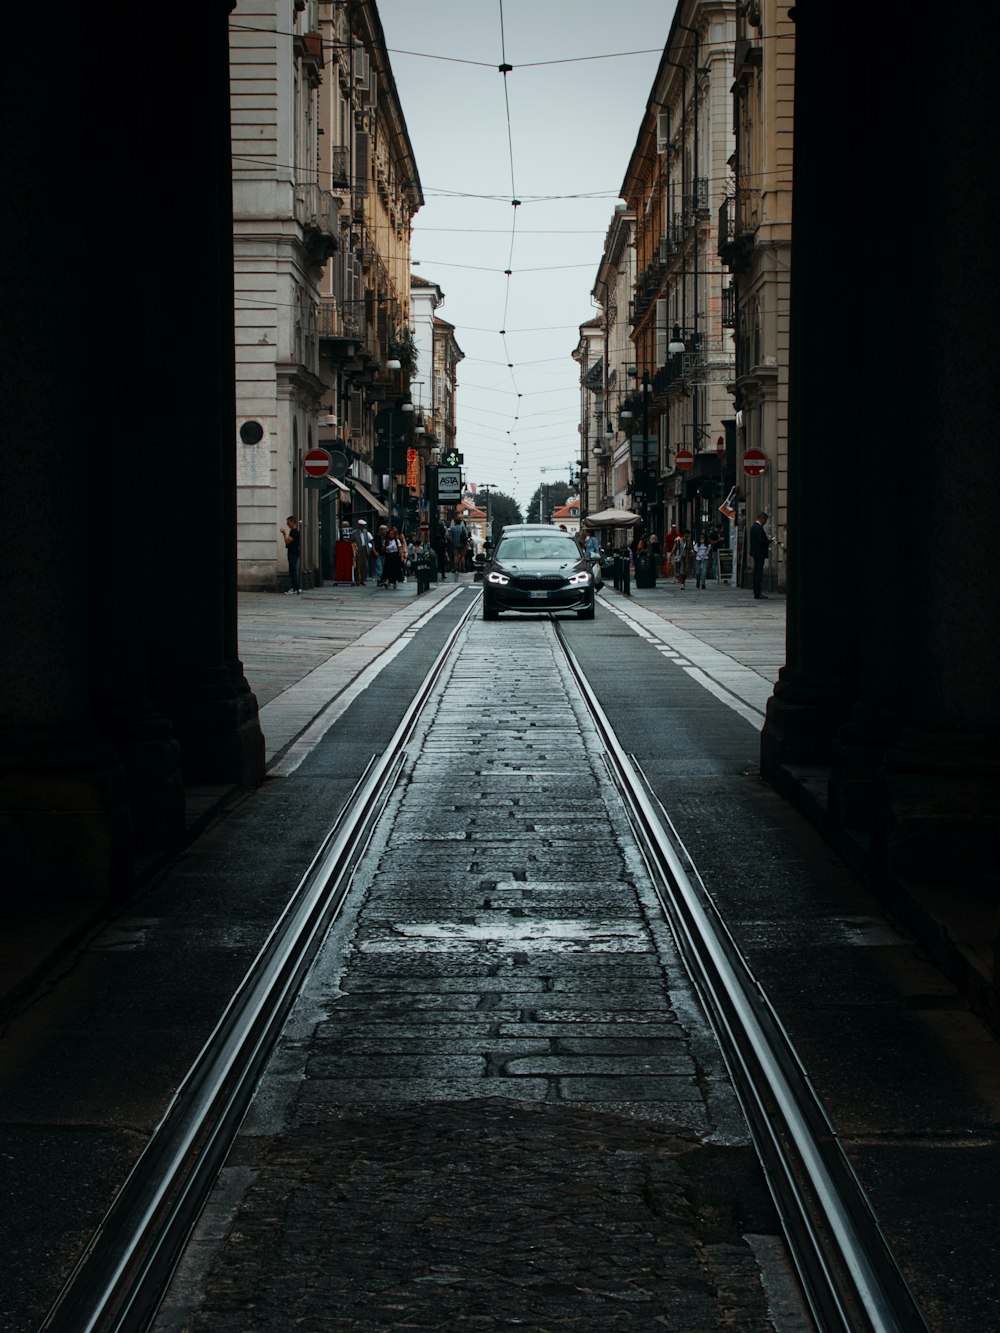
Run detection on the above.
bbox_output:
[674,449,695,471]
[741,448,768,477]
[303,448,332,478]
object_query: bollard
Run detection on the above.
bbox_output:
[622,553,630,596]
[416,554,430,594]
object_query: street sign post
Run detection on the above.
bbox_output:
[303,448,332,478]
[741,448,768,477]
[674,449,695,471]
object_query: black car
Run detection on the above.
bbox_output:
[481,524,596,620]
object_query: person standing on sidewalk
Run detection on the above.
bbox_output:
[382,526,403,589]
[750,512,771,599]
[707,524,722,581]
[374,524,388,587]
[693,532,710,589]
[354,519,373,585]
[448,516,468,577]
[671,529,692,589]
[279,516,301,594]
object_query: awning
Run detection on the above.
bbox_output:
[348,479,388,516]
[327,476,350,494]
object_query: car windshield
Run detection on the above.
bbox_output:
[496,535,581,562]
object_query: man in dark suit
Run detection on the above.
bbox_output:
[749,512,770,599]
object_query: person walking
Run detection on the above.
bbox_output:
[431,519,449,582]
[382,526,403,589]
[671,529,692,589]
[373,524,388,587]
[354,519,373,585]
[279,516,301,594]
[750,511,771,599]
[693,532,710,589]
[447,516,469,577]
[707,524,722,581]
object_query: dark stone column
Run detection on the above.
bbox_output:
[871,4,1000,888]
[141,8,265,788]
[0,11,133,904]
[759,0,860,779]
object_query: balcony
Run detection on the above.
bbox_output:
[722,283,736,328]
[329,145,350,190]
[294,182,339,266]
[718,192,759,269]
[735,186,761,238]
[682,178,710,226]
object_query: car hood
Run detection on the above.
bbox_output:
[495,559,584,574]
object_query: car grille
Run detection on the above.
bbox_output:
[511,573,567,590]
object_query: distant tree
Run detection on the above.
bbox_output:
[485,490,521,542]
[526,480,570,524]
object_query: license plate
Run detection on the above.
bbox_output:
[529,590,549,600]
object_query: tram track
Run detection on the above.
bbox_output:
[553,619,928,1333]
[41,596,929,1332]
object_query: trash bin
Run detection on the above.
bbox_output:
[634,549,656,588]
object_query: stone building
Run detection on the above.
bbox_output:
[231,0,422,589]
[589,207,638,519]
[571,318,606,523]
[618,1,737,547]
[718,0,795,590]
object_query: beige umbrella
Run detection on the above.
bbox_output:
[584,507,642,526]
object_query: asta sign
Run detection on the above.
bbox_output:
[303,448,332,478]
[437,466,462,501]
[741,448,768,477]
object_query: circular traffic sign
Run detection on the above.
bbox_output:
[741,448,768,477]
[674,449,695,471]
[303,448,332,478]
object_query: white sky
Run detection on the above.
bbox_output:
[376,0,672,513]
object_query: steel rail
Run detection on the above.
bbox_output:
[40,596,481,1333]
[554,621,929,1333]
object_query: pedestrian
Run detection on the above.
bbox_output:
[374,524,388,587]
[707,524,723,581]
[382,526,403,589]
[447,516,469,577]
[664,524,680,577]
[353,519,373,585]
[279,515,301,594]
[750,511,771,599]
[671,528,692,589]
[584,529,600,561]
[693,531,710,589]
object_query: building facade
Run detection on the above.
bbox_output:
[231,0,423,589]
[617,1,737,550]
[718,0,794,589]
[590,208,638,521]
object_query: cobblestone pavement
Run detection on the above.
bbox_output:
[157,619,806,1330]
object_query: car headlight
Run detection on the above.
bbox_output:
[486,570,510,585]
[567,570,591,586]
